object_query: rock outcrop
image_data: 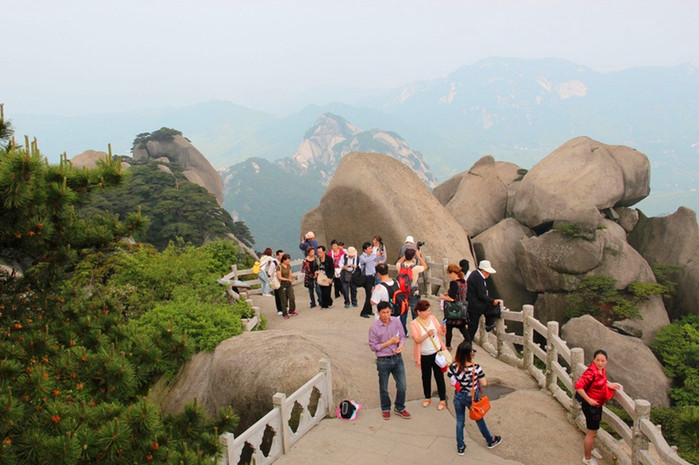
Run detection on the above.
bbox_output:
[301,152,474,265]
[132,135,223,205]
[516,220,668,341]
[512,136,650,231]
[70,150,108,169]
[472,218,536,312]
[282,113,437,188]
[628,207,699,318]
[438,156,523,236]
[561,315,671,407]
[151,330,351,429]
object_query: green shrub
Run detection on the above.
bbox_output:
[652,264,681,296]
[566,275,642,325]
[134,294,244,353]
[651,406,699,464]
[627,281,671,301]
[651,315,699,406]
[553,223,587,239]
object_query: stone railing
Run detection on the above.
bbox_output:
[465,303,691,465]
[218,359,334,465]
[220,260,305,296]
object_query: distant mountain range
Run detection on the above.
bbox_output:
[9,57,699,249]
[221,113,436,254]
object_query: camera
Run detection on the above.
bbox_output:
[416,241,425,250]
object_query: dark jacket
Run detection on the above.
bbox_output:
[466,270,495,314]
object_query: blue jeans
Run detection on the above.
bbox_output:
[306,280,318,306]
[376,354,407,412]
[453,390,494,449]
[258,271,270,295]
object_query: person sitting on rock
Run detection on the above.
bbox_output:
[466,260,503,340]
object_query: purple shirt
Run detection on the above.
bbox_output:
[368,316,406,358]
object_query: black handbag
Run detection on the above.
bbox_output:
[444,301,469,320]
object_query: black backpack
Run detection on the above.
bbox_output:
[380,281,409,317]
[351,261,366,287]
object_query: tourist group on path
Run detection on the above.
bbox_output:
[257,232,622,462]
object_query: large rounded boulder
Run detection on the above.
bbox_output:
[472,218,536,312]
[628,207,699,318]
[301,152,475,264]
[561,315,670,407]
[512,137,650,230]
[440,156,523,237]
[151,330,352,430]
[132,134,224,205]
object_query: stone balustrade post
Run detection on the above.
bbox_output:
[273,392,290,455]
[441,257,450,294]
[522,305,534,370]
[571,347,585,411]
[218,432,234,465]
[423,255,434,296]
[546,321,559,388]
[631,399,651,465]
[319,358,334,417]
[496,311,507,359]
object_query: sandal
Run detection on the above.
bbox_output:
[422,399,431,408]
[437,401,447,411]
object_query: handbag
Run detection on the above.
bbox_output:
[469,367,491,420]
[317,271,331,287]
[444,301,469,321]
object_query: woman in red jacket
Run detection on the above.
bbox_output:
[575,349,623,465]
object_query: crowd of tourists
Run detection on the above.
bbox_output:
[255,231,620,462]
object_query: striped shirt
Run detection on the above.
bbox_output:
[448,363,485,394]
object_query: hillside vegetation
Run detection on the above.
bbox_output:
[0,119,254,464]
[84,158,253,250]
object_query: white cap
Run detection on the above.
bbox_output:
[478,260,496,274]
[405,236,414,243]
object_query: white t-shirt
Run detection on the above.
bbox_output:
[370,279,395,313]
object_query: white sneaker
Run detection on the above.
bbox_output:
[582,457,599,465]
[591,448,602,459]
[277,311,283,315]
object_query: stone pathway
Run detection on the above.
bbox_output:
[250,286,610,465]
[273,398,524,465]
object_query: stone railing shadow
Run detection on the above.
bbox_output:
[218,359,334,465]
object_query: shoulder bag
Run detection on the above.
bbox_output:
[469,366,491,420]
[269,270,281,290]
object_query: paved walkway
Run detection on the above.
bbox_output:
[273,398,524,465]
[249,285,609,465]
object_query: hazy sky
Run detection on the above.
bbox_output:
[3,0,698,116]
